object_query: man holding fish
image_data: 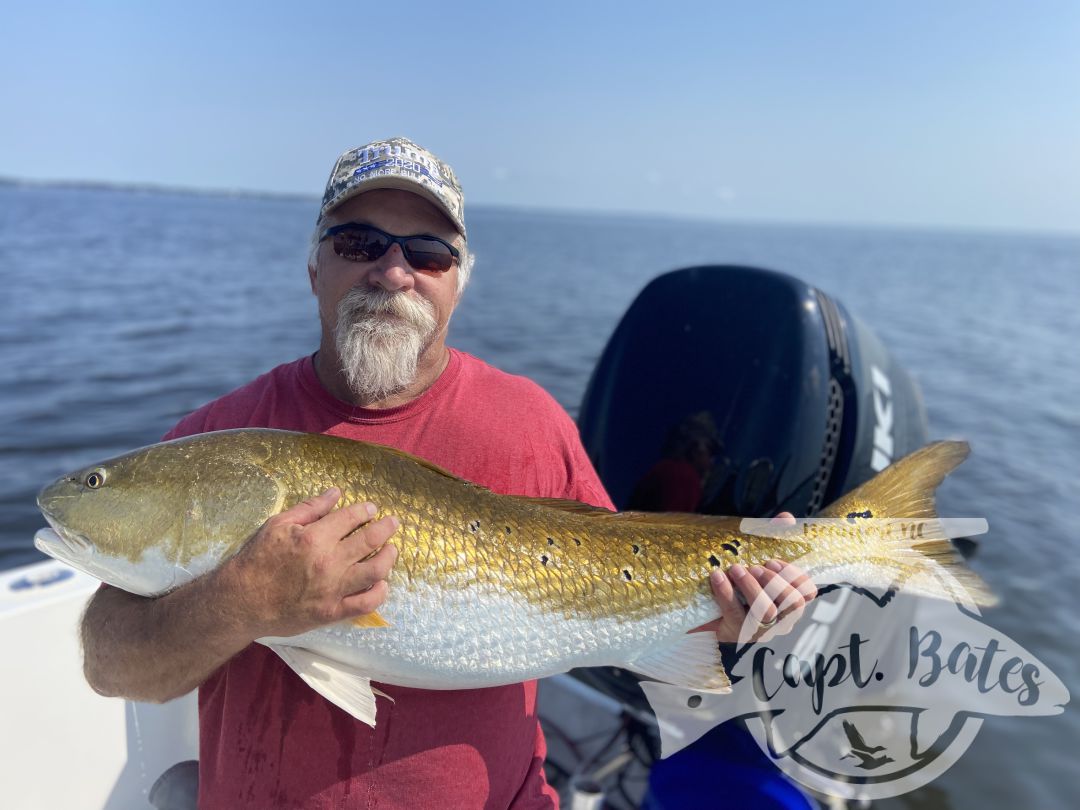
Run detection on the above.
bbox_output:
[74,138,817,808]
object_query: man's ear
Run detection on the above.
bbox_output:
[308,260,318,294]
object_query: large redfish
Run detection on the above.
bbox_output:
[35,429,992,734]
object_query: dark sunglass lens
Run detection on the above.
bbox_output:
[332,228,390,262]
[404,238,455,273]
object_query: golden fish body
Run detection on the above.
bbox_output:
[36,429,991,726]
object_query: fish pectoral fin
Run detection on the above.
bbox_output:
[350,611,391,629]
[625,631,731,693]
[267,643,388,726]
[370,684,395,702]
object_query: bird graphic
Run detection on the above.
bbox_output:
[839,720,895,770]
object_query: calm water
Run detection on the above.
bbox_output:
[2,185,1078,808]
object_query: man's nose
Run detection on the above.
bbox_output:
[368,244,415,292]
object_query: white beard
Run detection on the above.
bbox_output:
[334,287,439,403]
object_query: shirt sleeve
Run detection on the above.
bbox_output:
[162,407,212,442]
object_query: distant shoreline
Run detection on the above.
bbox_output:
[2,175,1077,241]
[0,175,318,205]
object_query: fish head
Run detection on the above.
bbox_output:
[36,432,287,595]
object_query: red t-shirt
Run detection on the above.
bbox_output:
[164,350,613,810]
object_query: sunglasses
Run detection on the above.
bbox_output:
[319,223,460,273]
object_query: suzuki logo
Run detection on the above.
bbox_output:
[870,365,893,472]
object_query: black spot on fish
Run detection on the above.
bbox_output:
[846,510,873,523]
[708,554,722,567]
[687,695,702,709]
[505,526,513,534]
[573,538,582,546]
[721,543,739,556]
[631,543,641,554]
[547,537,556,546]
[540,554,549,566]
[622,569,633,581]
[468,520,480,533]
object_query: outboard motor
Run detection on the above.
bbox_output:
[574,266,933,808]
[578,265,928,517]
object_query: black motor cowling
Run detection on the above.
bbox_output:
[578,265,929,518]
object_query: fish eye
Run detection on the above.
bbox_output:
[84,469,107,489]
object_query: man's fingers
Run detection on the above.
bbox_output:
[738,566,785,624]
[275,487,342,526]
[732,565,776,623]
[302,501,377,548]
[339,515,400,562]
[756,567,793,600]
[786,570,818,602]
[770,511,797,526]
[339,580,390,619]
[753,566,801,614]
[343,542,398,595]
[710,566,745,623]
[764,559,818,602]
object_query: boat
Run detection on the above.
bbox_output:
[0,561,198,809]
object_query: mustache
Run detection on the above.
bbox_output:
[338,287,435,327]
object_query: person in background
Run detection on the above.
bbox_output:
[79,137,816,809]
[628,411,722,512]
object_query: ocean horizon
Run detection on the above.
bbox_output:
[4,174,1078,242]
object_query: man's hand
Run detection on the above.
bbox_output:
[697,512,818,643]
[218,487,400,640]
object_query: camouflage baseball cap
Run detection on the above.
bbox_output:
[319,137,466,238]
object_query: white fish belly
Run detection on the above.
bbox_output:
[272,582,720,690]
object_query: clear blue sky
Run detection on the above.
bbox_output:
[2,1,1077,234]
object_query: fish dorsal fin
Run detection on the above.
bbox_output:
[369,442,502,495]
[374,443,472,481]
[514,498,741,530]
[513,497,618,515]
[614,511,743,529]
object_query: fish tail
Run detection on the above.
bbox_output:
[812,440,997,607]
